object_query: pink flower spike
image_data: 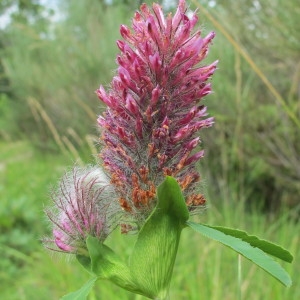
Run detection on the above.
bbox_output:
[97,0,217,230]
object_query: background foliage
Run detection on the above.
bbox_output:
[0,0,299,299]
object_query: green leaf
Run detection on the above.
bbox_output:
[77,236,138,293]
[156,176,189,222]
[129,176,189,299]
[76,254,92,273]
[187,221,292,287]
[206,225,293,263]
[60,277,97,300]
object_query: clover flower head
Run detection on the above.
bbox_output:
[44,166,119,254]
[97,0,217,232]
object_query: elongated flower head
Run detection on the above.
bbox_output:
[97,0,217,230]
[44,166,119,254]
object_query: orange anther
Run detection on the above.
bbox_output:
[186,194,206,207]
[119,198,132,212]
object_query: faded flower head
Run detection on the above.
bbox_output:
[44,166,119,254]
[97,0,217,230]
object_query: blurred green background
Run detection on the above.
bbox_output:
[0,0,299,299]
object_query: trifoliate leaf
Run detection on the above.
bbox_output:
[205,225,293,263]
[187,221,292,287]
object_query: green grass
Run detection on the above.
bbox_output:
[0,140,299,299]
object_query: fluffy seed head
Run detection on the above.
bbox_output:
[44,166,119,254]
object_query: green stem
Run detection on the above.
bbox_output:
[237,254,242,300]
